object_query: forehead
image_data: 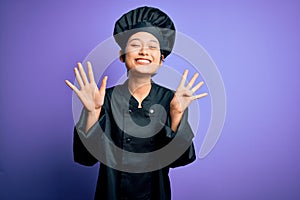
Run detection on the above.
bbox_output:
[127,32,159,43]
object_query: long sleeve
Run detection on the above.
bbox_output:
[73,126,98,166]
[73,108,106,166]
[163,108,196,168]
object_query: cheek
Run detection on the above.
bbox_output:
[125,50,138,60]
[124,51,134,60]
[152,51,162,62]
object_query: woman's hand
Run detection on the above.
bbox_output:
[65,62,107,113]
[170,70,207,131]
[65,62,107,132]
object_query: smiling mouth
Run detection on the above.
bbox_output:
[135,58,151,64]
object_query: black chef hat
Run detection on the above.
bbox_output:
[113,6,176,58]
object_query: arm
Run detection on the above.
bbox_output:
[65,61,107,133]
[65,62,107,165]
[73,125,98,166]
[170,69,207,131]
[161,108,196,168]
[167,70,207,167]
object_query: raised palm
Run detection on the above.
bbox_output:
[170,70,207,114]
[65,62,107,112]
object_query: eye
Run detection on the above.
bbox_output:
[129,43,141,48]
[149,45,158,49]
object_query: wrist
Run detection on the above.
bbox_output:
[87,107,101,118]
[170,108,183,118]
[85,107,101,133]
[170,111,183,132]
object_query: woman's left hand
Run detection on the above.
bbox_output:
[170,70,208,117]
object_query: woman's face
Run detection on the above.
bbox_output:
[122,31,163,76]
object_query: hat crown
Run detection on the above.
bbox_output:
[113,6,176,58]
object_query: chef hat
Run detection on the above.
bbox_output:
[113,6,176,58]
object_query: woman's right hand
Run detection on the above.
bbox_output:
[65,61,107,114]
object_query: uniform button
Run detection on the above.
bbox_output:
[126,138,132,143]
[149,109,154,114]
[128,109,132,114]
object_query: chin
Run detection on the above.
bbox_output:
[128,66,158,76]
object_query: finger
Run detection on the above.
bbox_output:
[99,76,108,93]
[65,80,80,94]
[191,81,204,93]
[74,67,84,89]
[187,73,199,89]
[77,62,88,85]
[192,92,208,100]
[87,61,95,83]
[179,69,188,87]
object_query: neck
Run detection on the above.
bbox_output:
[128,72,151,93]
[127,73,152,108]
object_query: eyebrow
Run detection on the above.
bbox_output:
[128,38,158,43]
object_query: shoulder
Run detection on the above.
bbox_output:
[152,82,174,93]
[105,83,126,96]
[151,82,175,102]
[105,86,115,95]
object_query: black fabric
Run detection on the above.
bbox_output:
[73,81,196,200]
[113,6,176,58]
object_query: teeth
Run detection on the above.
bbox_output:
[136,59,150,64]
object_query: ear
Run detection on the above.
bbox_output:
[119,50,125,63]
[159,54,165,66]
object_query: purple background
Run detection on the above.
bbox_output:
[1,0,300,199]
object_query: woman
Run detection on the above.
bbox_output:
[65,6,207,200]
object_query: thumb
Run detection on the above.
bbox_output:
[99,76,108,92]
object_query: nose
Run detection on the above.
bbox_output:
[138,45,148,55]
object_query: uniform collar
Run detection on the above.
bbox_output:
[121,79,156,109]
